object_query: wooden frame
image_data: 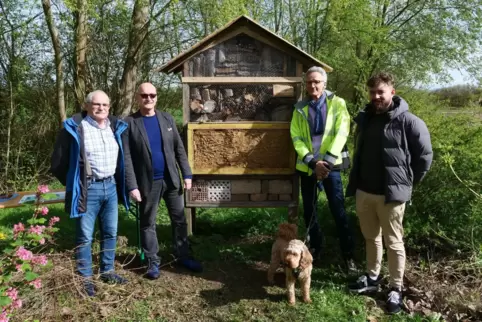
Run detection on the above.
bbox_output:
[185,174,299,208]
[186,122,296,175]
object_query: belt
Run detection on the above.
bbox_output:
[88,175,114,182]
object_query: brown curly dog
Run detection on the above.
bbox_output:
[267,222,313,305]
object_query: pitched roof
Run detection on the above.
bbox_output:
[157,15,333,74]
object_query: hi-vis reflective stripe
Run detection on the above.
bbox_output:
[337,130,349,137]
[341,151,349,158]
[324,154,337,164]
[304,154,315,163]
[292,136,303,143]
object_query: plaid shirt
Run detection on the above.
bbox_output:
[81,116,119,179]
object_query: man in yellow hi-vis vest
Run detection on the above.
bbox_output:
[290,66,355,271]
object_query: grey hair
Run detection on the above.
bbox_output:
[305,66,327,82]
[85,90,110,104]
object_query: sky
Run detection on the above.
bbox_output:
[427,68,476,90]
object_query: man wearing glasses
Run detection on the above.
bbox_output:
[290,66,355,272]
[51,90,129,296]
[123,82,202,279]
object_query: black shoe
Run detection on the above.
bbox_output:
[83,280,95,297]
[178,258,203,273]
[348,273,383,294]
[145,261,161,280]
[386,288,403,314]
[100,272,128,285]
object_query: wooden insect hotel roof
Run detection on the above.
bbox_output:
[157,15,333,74]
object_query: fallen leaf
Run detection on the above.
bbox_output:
[61,307,73,316]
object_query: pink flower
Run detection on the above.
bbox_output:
[15,264,23,272]
[48,217,60,227]
[28,225,45,235]
[39,238,46,245]
[37,185,49,194]
[15,247,33,261]
[32,255,48,266]
[0,311,9,322]
[13,223,25,234]
[30,279,42,289]
[5,288,18,301]
[41,207,49,216]
[11,300,22,309]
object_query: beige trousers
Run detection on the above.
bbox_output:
[356,189,406,289]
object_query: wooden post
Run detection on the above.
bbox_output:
[185,207,196,235]
[296,61,304,77]
[183,84,190,125]
[288,205,298,224]
[288,173,299,224]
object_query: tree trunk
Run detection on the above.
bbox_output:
[73,0,87,111]
[5,82,14,185]
[42,0,66,127]
[116,0,150,117]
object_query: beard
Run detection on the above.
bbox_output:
[371,99,392,113]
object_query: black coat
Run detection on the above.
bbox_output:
[346,96,433,203]
[122,110,192,197]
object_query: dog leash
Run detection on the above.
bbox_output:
[302,179,323,246]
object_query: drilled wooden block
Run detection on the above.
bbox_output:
[261,180,270,193]
[231,180,261,194]
[279,194,292,201]
[268,180,292,194]
[231,194,250,201]
[250,193,267,201]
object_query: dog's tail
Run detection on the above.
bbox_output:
[277,222,298,241]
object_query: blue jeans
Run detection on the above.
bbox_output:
[300,170,354,259]
[75,178,118,277]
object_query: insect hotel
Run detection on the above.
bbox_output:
[158,15,333,234]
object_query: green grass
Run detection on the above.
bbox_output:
[1,195,433,321]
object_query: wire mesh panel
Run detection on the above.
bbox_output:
[189,180,231,202]
[189,84,297,122]
[207,180,231,201]
[186,33,297,77]
[190,180,209,202]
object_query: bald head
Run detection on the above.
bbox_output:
[137,82,158,116]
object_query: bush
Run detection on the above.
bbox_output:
[400,91,482,254]
[0,185,60,322]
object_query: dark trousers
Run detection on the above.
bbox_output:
[139,177,189,264]
[300,170,354,259]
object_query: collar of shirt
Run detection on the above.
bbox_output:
[85,115,111,130]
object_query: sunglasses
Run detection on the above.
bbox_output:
[140,93,157,99]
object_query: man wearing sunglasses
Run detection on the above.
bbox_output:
[123,82,202,279]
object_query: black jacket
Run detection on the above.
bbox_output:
[346,96,433,203]
[122,110,192,197]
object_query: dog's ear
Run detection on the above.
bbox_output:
[300,247,313,269]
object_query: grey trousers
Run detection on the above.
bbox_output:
[139,178,189,264]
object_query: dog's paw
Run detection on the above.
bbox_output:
[288,300,296,306]
[303,297,312,304]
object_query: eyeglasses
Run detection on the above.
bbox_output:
[306,80,324,85]
[91,103,110,108]
[140,93,157,99]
